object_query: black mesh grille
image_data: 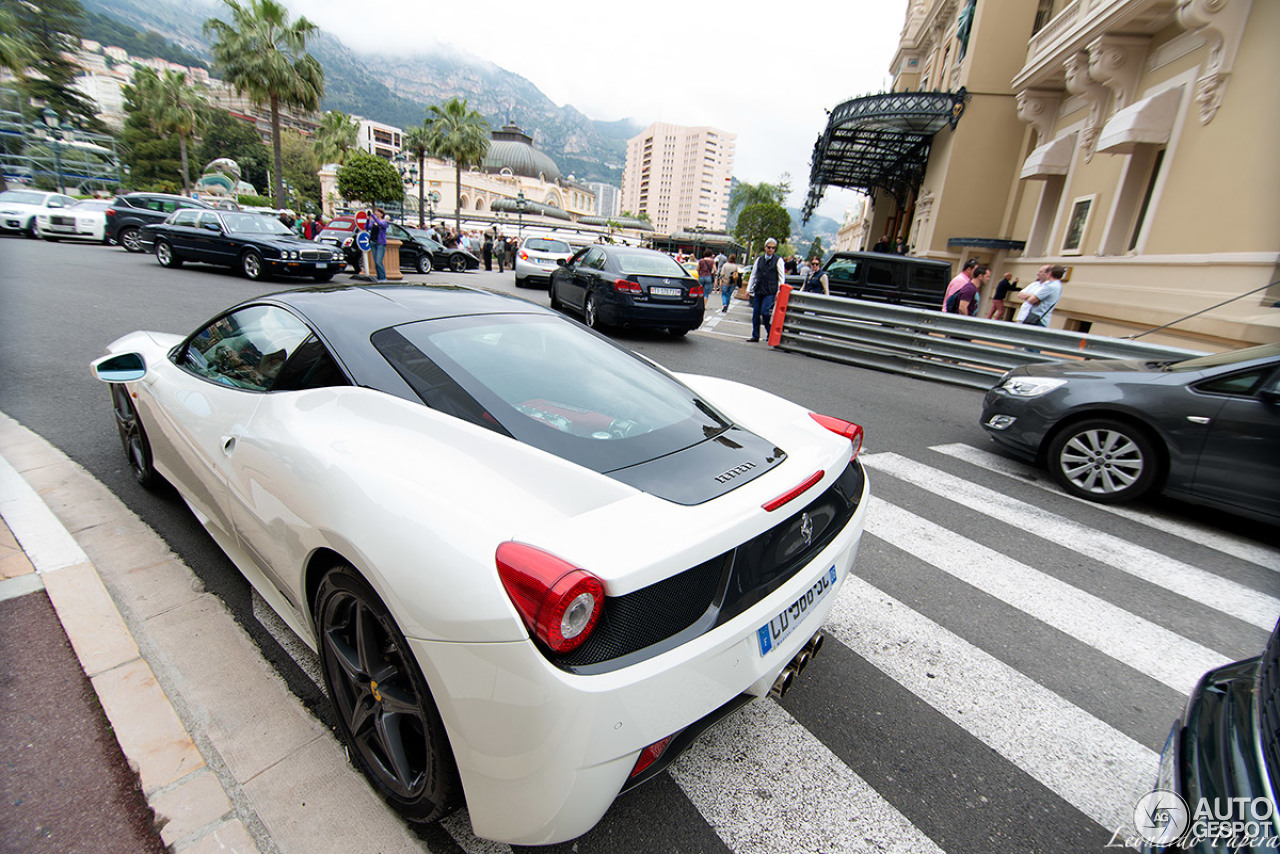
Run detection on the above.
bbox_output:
[552,459,865,674]
[1259,617,1280,797]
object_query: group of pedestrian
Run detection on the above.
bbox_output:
[871,235,910,254]
[278,212,327,239]
[941,258,1063,326]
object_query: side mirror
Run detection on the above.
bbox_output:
[203,221,222,233]
[92,352,147,383]
[556,258,567,267]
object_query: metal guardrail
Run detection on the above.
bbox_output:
[771,288,1207,390]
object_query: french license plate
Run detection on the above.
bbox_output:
[756,567,837,657]
[651,286,681,297]
[315,262,327,269]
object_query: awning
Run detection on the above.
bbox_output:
[491,197,571,220]
[1098,86,1183,154]
[802,88,969,222]
[1020,132,1077,179]
[577,215,654,232]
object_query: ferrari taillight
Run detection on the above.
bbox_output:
[810,413,864,458]
[496,542,604,653]
[613,279,642,294]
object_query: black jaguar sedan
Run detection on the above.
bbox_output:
[980,342,1280,522]
[549,244,704,337]
[140,209,345,282]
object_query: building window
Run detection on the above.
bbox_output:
[1128,148,1165,251]
[1061,195,1096,256]
[1033,0,1055,35]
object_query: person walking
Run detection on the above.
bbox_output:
[746,238,784,342]
[697,250,715,301]
[943,258,978,309]
[801,257,830,295]
[715,253,739,313]
[482,230,494,271]
[946,264,989,315]
[496,232,506,273]
[366,207,389,282]
[986,273,1019,320]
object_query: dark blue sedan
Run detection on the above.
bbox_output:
[141,209,345,282]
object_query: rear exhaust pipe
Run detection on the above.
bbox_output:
[770,667,796,699]
[770,632,826,699]
[808,632,824,658]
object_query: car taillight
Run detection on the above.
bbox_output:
[810,413,864,458]
[105,208,115,217]
[613,279,642,294]
[496,542,605,653]
[762,470,825,512]
[519,251,529,260]
[690,284,704,298]
[630,735,675,778]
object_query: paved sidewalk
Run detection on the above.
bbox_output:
[0,412,444,854]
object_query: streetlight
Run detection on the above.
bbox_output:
[516,190,527,241]
[427,190,439,227]
[41,107,66,194]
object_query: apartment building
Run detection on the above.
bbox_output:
[620,122,735,234]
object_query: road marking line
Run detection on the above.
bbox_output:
[930,443,1280,571]
[826,574,1156,832]
[866,496,1230,692]
[863,452,1280,630]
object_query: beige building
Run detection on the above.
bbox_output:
[355,117,402,159]
[804,0,1279,350]
[620,122,735,234]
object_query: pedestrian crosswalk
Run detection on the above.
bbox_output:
[257,441,1280,854]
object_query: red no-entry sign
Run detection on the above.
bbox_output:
[355,210,369,229]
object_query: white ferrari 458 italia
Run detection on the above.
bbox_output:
[92,283,870,844]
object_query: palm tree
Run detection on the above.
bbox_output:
[729,180,786,217]
[204,0,323,209]
[0,6,34,77]
[423,97,490,233]
[402,124,431,227]
[156,71,206,196]
[313,110,358,166]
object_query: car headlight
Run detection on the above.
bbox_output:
[1000,376,1067,397]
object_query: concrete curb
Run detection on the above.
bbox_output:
[0,412,434,854]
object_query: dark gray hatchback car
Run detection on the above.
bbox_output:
[980,343,1280,523]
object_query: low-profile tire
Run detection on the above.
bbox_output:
[314,565,461,823]
[448,254,466,273]
[110,384,160,489]
[156,239,182,268]
[119,226,143,253]
[584,293,603,330]
[416,253,431,275]
[24,218,38,239]
[514,275,526,289]
[548,280,562,311]
[241,249,266,281]
[1046,417,1160,504]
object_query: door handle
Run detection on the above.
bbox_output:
[222,436,236,456]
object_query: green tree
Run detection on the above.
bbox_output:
[734,203,792,259]
[204,0,323,209]
[154,70,207,195]
[0,4,35,76]
[121,68,186,190]
[335,150,402,207]
[729,177,790,217]
[401,124,431,227]
[279,129,320,212]
[313,109,358,166]
[3,0,100,128]
[806,236,825,262]
[198,109,270,193]
[423,97,489,233]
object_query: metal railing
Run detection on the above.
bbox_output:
[770,288,1206,390]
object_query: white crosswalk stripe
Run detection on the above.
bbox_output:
[861,451,1280,630]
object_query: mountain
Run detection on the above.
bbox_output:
[80,0,641,184]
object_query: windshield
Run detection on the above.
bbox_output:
[0,190,47,205]
[221,212,293,236]
[1166,342,1280,372]
[617,252,689,277]
[372,314,730,472]
[525,238,571,253]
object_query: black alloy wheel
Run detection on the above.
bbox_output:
[156,239,182,268]
[119,226,143,253]
[110,384,159,488]
[241,250,266,281]
[1046,417,1160,503]
[416,253,431,275]
[448,254,466,273]
[315,566,460,822]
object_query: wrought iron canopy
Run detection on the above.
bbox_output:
[491,197,571,220]
[802,89,968,222]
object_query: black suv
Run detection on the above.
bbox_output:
[106,193,211,253]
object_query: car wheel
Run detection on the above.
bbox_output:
[156,239,182,268]
[43,235,59,242]
[24,218,38,239]
[416,253,431,275]
[584,293,603,330]
[314,565,461,823]
[119,227,143,253]
[548,280,562,310]
[1047,417,1160,504]
[449,254,466,273]
[110,384,160,489]
[241,250,266,281]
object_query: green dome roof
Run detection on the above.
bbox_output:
[482,125,562,182]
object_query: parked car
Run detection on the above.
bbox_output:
[549,244,706,336]
[402,226,480,272]
[37,198,113,243]
[783,251,952,308]
[316,216,479,274]
[90,283,869,844]
[139,208,345,282]
[106,192,211,253]
[514,236,574,288]
[0,188,80,238]
[1141,616,1280,853]
[980,342,1280,522]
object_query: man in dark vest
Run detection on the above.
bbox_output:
[746,237,785,342]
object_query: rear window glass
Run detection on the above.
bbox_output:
[372,315,730,472]
[525,238,571,253]
[615,251,687,277]
[325,220,354,231]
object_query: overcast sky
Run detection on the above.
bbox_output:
[281,0,909,223]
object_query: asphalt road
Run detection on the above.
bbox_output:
[2,235,1278,854]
